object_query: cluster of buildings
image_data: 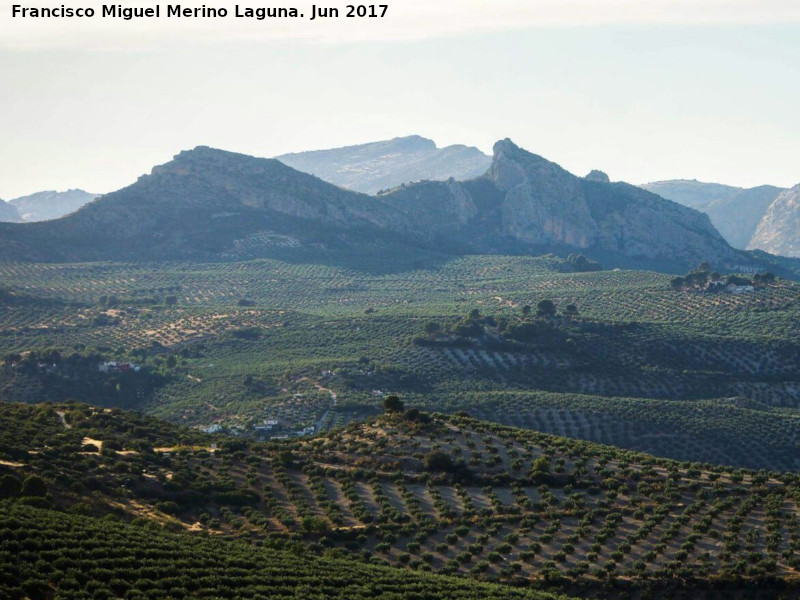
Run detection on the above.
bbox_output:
[703,281,755,294]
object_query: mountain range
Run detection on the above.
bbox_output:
[276,138,798,259]
[4,137,798,260]
[0,189,97,223]
[275,135,492,195]
[0,138,751,272]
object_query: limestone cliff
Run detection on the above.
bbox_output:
[749,184,800,257]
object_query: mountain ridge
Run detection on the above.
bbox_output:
[641,179,786,249]
[0,140,754,272]
[7,188,98,222]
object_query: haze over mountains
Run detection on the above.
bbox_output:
[275,135,492,194]
[641,180,787,250]
[0,139,750,272]
[0,200,22,222]
[0,189,97,223]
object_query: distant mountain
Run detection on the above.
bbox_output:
[0,200,22,223]
[641,180,784,249]
[749,184,800,257]
[275,135,492,194]
[9,189,97,222]
[0,140,750,272]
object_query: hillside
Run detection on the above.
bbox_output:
[749,184,800,258]
[275,135,492,194]
[0,147,398,262]
[2,256,799,472]
[8,189,97,222]
[642,180,784,250]
[0,504,563,600]
[0,200,21,223]
[0,141,750,272]
[3,402,800,599]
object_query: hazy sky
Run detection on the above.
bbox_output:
[1,0,799,198]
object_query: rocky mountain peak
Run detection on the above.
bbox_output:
[585,170,610,183]
[389,135,437,152]
[488,139,597,248]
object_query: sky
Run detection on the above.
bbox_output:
[1,0,799,198]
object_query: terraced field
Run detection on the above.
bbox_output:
[3,403,800,598]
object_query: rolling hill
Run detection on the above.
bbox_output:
[1,253,798,472]
[2,402,800,599]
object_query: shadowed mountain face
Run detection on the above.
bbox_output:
[9,189,97,222]
[275,135,492,194]
[641,180,785,249]
[0,147,401,262]
[749,184,800,257]
[483,141,740,267]
[0,140,747,271]
[0,200,22,223]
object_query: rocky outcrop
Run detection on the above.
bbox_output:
[749,184,800,257]
[589,183,738,265]
[479,140,738,267]
[492,140,596,248]
[585,170,610,183]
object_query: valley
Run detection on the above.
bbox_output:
[2,254,800,472]
[2,142,800,600]
[4,1,799,596]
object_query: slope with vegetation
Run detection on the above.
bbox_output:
[1,254,800,470]
[3,403,800,599]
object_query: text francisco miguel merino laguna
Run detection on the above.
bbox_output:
[11,3,389,20]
